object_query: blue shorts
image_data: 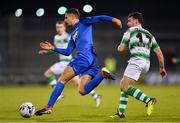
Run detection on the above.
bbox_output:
[68,51,99,78]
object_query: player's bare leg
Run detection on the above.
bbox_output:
[111,76,156,118]
[44,69,64,101]
[35,66,75,116]
[78,74,92,95]
[78,67,115,95]
[72,75,101,107]
[77,67,115,107]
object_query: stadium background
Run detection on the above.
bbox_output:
[0,0,180,85]
[1,0,180,122]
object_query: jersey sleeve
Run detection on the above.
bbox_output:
[53,37,76,56]
[151,36,159,51]
[80,15,113,24]
[120,30,130,46]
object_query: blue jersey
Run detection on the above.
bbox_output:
[54,15,113,76]
[71,16,112,51]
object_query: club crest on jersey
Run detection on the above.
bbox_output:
[72,31,78,41]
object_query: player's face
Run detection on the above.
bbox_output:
[127,17,138,27]
[56,23,66,35]
[64,13,74,26]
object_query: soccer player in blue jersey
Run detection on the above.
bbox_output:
[35,8,122,116]
[39,20,102,107]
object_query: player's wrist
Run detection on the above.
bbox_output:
[160,66,165,69]
[51,46,55,50]
[53,47,57,51]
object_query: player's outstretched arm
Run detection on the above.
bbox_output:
[53,38,75,56]
[82,15,122,28]
[154,47,167,78]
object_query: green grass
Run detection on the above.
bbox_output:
[0,83,180,122]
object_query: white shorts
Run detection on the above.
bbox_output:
[50,61,70,75]
[124,59,150,81]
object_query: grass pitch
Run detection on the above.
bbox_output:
[0,83,180,122]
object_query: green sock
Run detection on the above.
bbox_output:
[89,90,98,99]
[126,86,150,104]
[46,76,57,87]
[118,91,128,114]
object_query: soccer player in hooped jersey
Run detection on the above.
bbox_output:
[35,8,122,115]
[39,20,102,107]
[110,12,167,118]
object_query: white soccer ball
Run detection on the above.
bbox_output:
[19,102,35,118]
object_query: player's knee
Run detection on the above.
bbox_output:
[120,84,127,92]
[121,87,128,92]
[44,71,49,77]
[120,79,128,92]
[44,69,53,77]
[78,87,87,95]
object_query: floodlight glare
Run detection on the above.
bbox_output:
[83,4,93,13]
[58,6,67,15]
[36,8,45,17]
[15,8,23,17]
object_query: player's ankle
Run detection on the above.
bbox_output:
[45,106,53,110]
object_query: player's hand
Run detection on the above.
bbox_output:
[38,50,48,55]
[112,18,122,28]
[40,41,54,50]
[160,67,167,78]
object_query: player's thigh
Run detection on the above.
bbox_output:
[78,74,92,92]
[124,76,135,85]
[71,76,80,86]
[81,56,99,79]
[44,69,54,77]
[58,66,75,84]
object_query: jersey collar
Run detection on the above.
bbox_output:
[73,20,79,29]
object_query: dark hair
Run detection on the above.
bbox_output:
[56,20,66,26]
[128,12,143,24]
[66,8,80,19]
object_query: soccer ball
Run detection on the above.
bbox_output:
[19,102,35,118]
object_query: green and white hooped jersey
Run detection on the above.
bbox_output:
[121,25,159,61]
[54,32,72,62]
